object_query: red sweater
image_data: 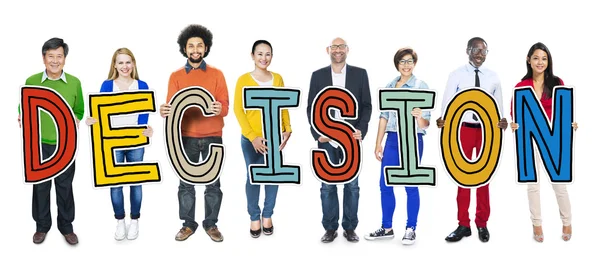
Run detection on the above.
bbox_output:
[166,64,230,137]
[510,77,564,121]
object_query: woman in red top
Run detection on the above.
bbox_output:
[510,42,577,243]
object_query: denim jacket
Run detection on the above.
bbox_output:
[380,75,431,135]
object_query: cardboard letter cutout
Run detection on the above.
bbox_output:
[244,87,302,185]
[88,90,161,188]
[20,85,77,184]
[165,86,225,185]
[440,87,503,188]
[309,86,362,184]
[379,88,437,186]
[513,86,574,184]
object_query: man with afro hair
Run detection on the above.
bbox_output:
[160,24,229,243]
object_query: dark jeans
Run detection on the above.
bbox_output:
[178,136,224,231]
[33,143,76,235]
[318,142,360,231]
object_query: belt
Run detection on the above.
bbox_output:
[462,122,481,128]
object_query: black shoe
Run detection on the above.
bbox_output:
[321,230,337,243]
[263,225,274,236]
[250,228,261,238]
[445,225,472,242]
[343,229,359,242]
[364,227,394,241]
[477,227,489,242]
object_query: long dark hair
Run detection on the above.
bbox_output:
[522,42,560,99]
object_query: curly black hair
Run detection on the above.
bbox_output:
[177,24,213,58]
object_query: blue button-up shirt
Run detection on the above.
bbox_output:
[380,75,431,135]
[184,60,207,73]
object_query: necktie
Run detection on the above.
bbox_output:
[473,69,480,121]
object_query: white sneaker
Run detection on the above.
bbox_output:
[401,227,416,245]
[127,219,139,240]
[115,219,126,241]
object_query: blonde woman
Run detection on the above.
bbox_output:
[85,48,153,241]
[234,40,292,238]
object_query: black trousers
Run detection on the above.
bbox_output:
[32,143,76,234]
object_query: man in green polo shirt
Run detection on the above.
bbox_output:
[18,38,83,245]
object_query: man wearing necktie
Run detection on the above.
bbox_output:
[437,37,508,243]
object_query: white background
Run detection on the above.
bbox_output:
[1,0,598,263]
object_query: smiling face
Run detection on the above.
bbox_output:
[397,54,415,78]
[115,53,134,78]
[528,49,548,75]
[186,37,206,64]
[43,47,65,78]
[252,43,272,70]
[327,38,348,64]
[468,40,487,67]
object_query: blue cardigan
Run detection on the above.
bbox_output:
[99,79,149,125]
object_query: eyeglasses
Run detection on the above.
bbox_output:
[469,48,489,55]
[399,59,414,65]
[329,44,347,50]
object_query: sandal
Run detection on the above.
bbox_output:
[533,226,544,243]
[562,225,572,241]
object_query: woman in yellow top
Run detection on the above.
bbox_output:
[234,40,292,238]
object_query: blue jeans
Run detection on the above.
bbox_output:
[380,132,423,230]
[318,142,360,231]
[111,148,144,219]
[241,136,279,221]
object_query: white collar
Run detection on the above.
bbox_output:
[42,70,67,83]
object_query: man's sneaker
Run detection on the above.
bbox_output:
[364,228,394,240]
[127,219,139,240]
[115,219,126,241]
[401,227,416,245]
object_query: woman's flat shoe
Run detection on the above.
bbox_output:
[250,229,261,238]
[263,225,274,236]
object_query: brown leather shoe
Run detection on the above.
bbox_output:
[175,227,194,241]
[64,233,78,245]
[206,226,223,242]
[33,232,47,244]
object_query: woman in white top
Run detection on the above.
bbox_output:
[85,48,153,241]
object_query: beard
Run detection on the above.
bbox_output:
[330,53,346,63]
[188,53,203,63]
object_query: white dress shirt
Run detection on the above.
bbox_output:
[440,63,504,124]
[329,63,346,148]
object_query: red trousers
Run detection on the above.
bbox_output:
[457,124,490,228]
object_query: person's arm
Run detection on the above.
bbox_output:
[374,114,388,161]
[279,76,292,132]
[233,75,259,142]
[73,79,85,121]
[417,81,431,129]
[357,69,372,138]
[377,113,389,146]
[493,77,504,118]
[166,73,178,104]
[215,71,230,117]
[440,72,459,118]
[138,80,149,125]
[306,71,320,141]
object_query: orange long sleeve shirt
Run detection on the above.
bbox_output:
[166,62,230,138]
